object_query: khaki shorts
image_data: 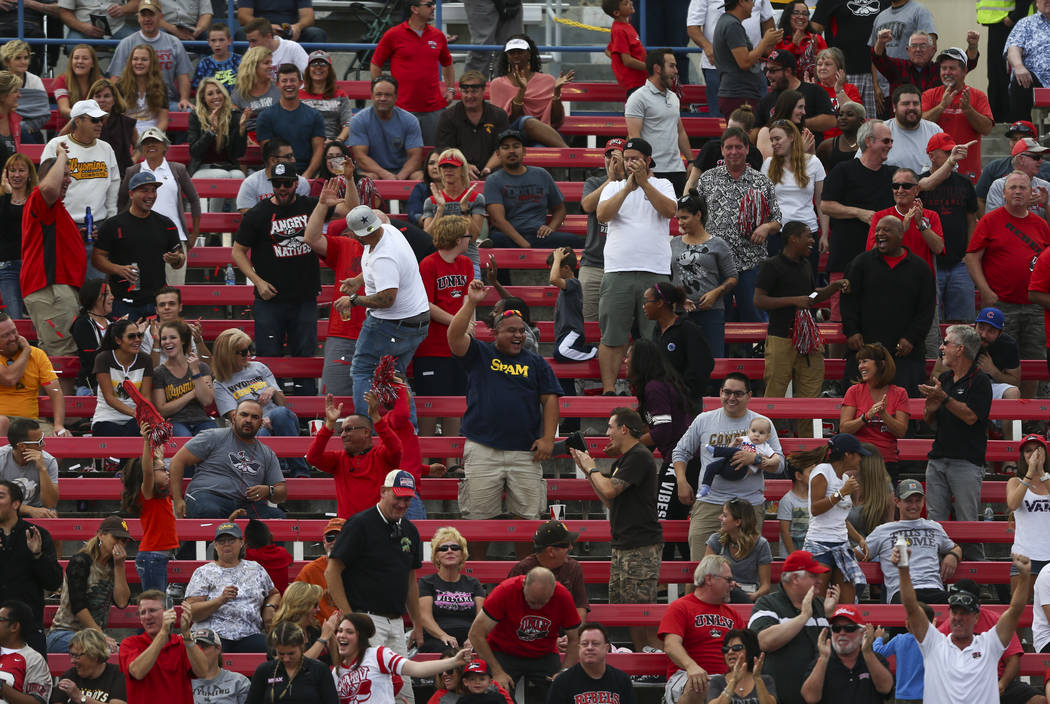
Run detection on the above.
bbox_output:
[688,499,765,561]
[578,265,604,323]
[609,543,662,603]
[24,285,78,356]
[459,439,545,519]
[598,271,668,347]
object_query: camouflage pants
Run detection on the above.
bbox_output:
[609,543,662,603]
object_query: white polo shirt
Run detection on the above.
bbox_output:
[148,158,186,241]
[597,177,675,275]
[361,224,429,321]
[918,623,1006,704]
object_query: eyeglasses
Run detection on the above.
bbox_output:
[709,574,737,584]
[86,116,103,123]
[830,624,861,633]
[721,643,746,653]
[272,180,296,188]
[942,338,959,347]
[878,138,894,144]
[891,182,917,189]
[125,332,144,340]
[721,389,749,398]
[436,544,463,552]
[791,9,810,15]
[69,650,85,659]
[459,84,485,92]
[19,438,44,447]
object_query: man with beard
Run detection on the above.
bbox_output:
[984,138,1050,224]
[625,49,695,194]
[168,398,287,519]
[232,162,321,396]
[800,606,894,703]
[882,84,944,173]
[754,49,836,139]
[434,71,509,178]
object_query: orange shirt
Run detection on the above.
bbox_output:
[295,555,338,620]
[138,491,179,551]
[0,347,57,419]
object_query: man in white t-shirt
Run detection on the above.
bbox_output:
[883,84,944,174]
[898,545,1031,704]
[244,17,308,78]
[339,205,430,418]
[594,137,677,395]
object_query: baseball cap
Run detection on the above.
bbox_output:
[947,590,980,613]
[128,170,162,191]
[464,659,490,676]
[828,433,872,456]
[324,517,346,536]
[533,520,580,548]
[214,521,242,539]
[783,550,830,574]
[382,469,416,497]
[136,126,170,147]
[1011,137,1049,157]
[604,138,626,154]
[345,204,383,238]
[936,47,967,66]
[1007,120,1038,138]
[308,50,332,65]
[270,162,298,182]
[830,605,865,625]
[191,628,221,647]
[1020,433,1048,451]
[503,38,530,52]
[496,129,524,146]
[896,478,925,499]
[70,99,107,120]
[925,132,956,154]
[976,307,1005,330]
[100,514,132,539]
[138,0,161,13]
[765,49,796,69]
[623,137,652,158]
[438,154,464,167]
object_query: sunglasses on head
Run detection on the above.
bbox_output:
[501,309,524,320]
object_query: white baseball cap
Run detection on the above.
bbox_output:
[70,99,107,119]
[345,205,383,238]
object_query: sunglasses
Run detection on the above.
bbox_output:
[19,438,44,447]
[891,182,917,190]
[720,389,748,398]
[721,643,746,654]
[830,624,860,633]
[342,424,370,432]
[459,84,484,92]
[125,332,144,340]
[86,116,104,123]
[500,309,524,319]
[323,532,340,542]
[236,347,254,356]
[436,544,463,552]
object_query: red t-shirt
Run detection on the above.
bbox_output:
[1028,247,1050,344]
[968,206,1050,304]
[323,233,366,340]
[842,382,909,461]
[920,85,993,183]
[20,187,87,297]
[0,651,27,694]
[138,491,179,551]
[607,21,647,91]
[371,21,453,113]
[657,593,742,678]
[416,252,472,358]
[119,632,193,704]
[866,206,943,274]
[483,575,582,659]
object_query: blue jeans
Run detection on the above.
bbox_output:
[489,227,582,249]
[406,492,426,520]
[170,419,218,437]
[688,307,726,357]
[938,260,976,322]
[727,265,766,323]
[135,550,171,592]
[65,23,136,42]
[221,633,269,653]
[46,628,75,653]
[702,68,721,117]
[350,314,429,420]
[259,405,310,477]
[253,299,318,396]
[185,488,286,519]
[0,260,24,319]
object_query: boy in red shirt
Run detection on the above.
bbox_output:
[603,0,647,93]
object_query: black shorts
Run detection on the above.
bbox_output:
[413,356,467,396]
[1001,678,1042,704]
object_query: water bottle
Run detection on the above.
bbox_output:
[895,534,909,567]
[128,262,139,292]
[83,206,93,243]
[225,264,236,286]
[983,505,994,521]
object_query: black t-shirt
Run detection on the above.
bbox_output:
[755,82,835,140]
[756,252,815,338]
[928,365,992,466]
[653,316,714,400]
[693,139,764,173]
[417,572,484,638]
[329,506,423,615]
[434,101,510,171]
[247,656,337,704]
[95,210,180,305]
[608,443,663,549]
[919,170,978,268]
[547,663,637,704]
[811,0,889,74]
[803,650,892,704]
[0,194,23,262]
[51,663,127,702]
[822,159,896,272]
[234,195,322,303]
[982,332,1021,374]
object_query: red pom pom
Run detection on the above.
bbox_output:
[371,355,399,409]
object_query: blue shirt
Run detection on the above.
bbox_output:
[1006,12,1050,87]
[236,0,309,25]
[347,106,423,173]
[483,166,564,237]
[192,53,242,91]
[873,633,924,700]
[255,102,325,173]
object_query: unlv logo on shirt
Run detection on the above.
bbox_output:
[336,664,373,702]
[516,615,552,641]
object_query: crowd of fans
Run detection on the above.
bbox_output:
[5,0,1050,701]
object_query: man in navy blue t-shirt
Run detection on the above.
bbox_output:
[447,278,562,559]
[255,63,325,178]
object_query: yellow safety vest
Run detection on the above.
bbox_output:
[976,0,1031,24]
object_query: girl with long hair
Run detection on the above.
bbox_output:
[0,153,36,318]
[151,320,216,437]
[117,45,168,131]
[705,498,772,602]
[421,147,486,275]
[247,622,337,702]
[70,279,113,395]
[0,40,49,142]
[270,582,340,662]
[847,442,895,538]
[774,1,826,81]
[119,423,177,593]
[0,71,22,157]
[89,319,153,437]
[232,46,278,138]
[761,119,826,257]
[300,52,352,142]
[55,44,102,120]
[756,89,812,159]
[189,77,247,212]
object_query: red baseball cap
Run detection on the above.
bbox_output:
[463,659,490,676]
[1007,120,1038,138]
[604,138,626,154]
[438,154,464,167]
[925,132,956,154]
[1011,137,1049,157]
[1020,433,1048,451]
[783,550,830,574]
[830,605,865,625]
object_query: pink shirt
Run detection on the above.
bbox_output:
[489,73,556,124]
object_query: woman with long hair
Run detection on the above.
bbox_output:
[422,147,486,275]
[46,515,132,652]
[642,281,714,401]
[816,101,866,173]
[0,71,22,158]
[706,629,775,704]
[839,342,910,482]
[774,1,826,82]
[89,319,153,437]
[427,648,465,704]
[246,622,337,702]
[151,320,216,437]
[232,46,278,138]
[70,279,113,395]
[756,89,812,159]
[332,613,470,702]
[813,47,862,139]
[801,433,871,605]
[189,77,247,211]
[270,582,340,662]
[117,44,168,132]
[847,442,895,538]
[0,153,36,318]
[300,51,352,142]
[120,423,177,593]
[54,44,102,121]
[761,119,826,257]
[88,78,137,176]
[407,150,443,228]
[0,40,49,142]
[416,526,484,652]
[671,189,738,357]
[488,34,572,146]
[705,499,772,602]
[1006,434,1050,602]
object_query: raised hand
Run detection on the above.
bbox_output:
[466,278,488,304]
[816,627,831,657]
[429,182,447,207]
[324,393,343,426]
[554,69,575,90]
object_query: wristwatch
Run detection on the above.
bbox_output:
[587,467,600,475]
[268,485,276,498]
[832,490,842,502]
[348,293,358,306]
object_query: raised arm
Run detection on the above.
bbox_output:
[447,279,485,357]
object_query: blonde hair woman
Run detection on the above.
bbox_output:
[189,77,247,211]
[416,526,484,652]
[760,119,827,253]
[117,44,168,131]
[0,40,49,141]
[271,582,340,662]
[54,44,102,120]
[232,46,278,138]
[421,147,486,276]
[846,442,895,538]
[53,629,127,703]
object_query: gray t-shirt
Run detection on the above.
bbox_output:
[153,361,212,425]
[183,427,283,498]
[866,518,955,601]
[192,669,251,704]
[553,277,586,344]
[213,361,280,417]
[0,445,58,508]
[669,235,738,311]
[624,81,686,174]
[713,12,765,99]
[232,84,281,133]
[705,533,773,590]
[883,118,943,174]
[580,174,608,269]
[422,191,486,272]
[776,489,810,558]
[868,0,937,60]
[109,31,191,102]
[483,166,564,235]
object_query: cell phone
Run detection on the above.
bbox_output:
[169,243,183,253]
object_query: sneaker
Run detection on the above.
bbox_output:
[641,646,664,654]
